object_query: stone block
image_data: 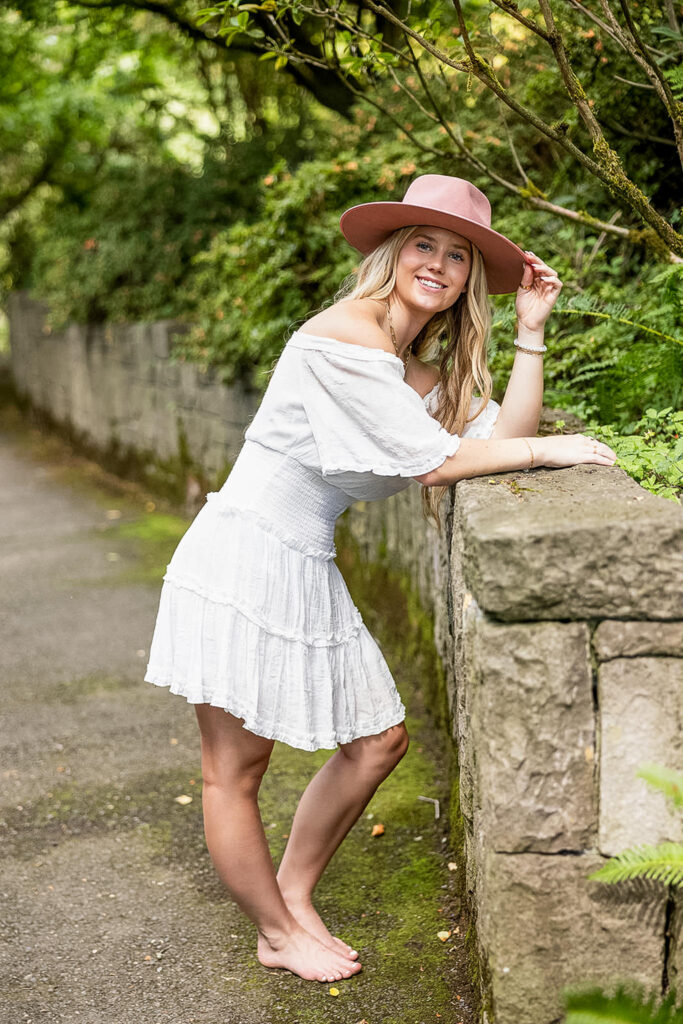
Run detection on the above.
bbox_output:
[598,657,683,855]
[158,360,181,388]
[467,616,596,852]
[477,848,667,1024]
[668,887,683,1006]
[455,465,683,621]
[150,321,172,360]
[594,620,683,660]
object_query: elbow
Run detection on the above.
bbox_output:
[415,462,460,487]
[414,469,440,486]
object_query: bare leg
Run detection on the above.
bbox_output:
[276,721,409,956]
[194,705,362,982]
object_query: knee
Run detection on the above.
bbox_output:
[371,723,410,777]
[386,723,410,768]
[343,722,410,779]
[200,745,271,796]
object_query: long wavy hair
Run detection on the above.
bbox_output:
[334,225,493,534]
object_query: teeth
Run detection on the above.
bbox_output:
[418,278,444,289]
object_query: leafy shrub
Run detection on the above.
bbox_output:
[586,409,683,502]
[174,144,421,388]
[22,133,309,327]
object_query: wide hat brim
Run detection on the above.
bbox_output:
[340,201,526,294]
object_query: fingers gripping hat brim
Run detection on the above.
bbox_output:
[339,202,526,295]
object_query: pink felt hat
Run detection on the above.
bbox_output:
[339,174,526,294]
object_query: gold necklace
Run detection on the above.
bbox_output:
[385,299,411,372]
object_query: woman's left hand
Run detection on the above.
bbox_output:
[515,251,563,331]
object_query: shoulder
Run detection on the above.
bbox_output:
[299,298,395,357]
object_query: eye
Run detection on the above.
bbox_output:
[416,240,431,251]
[449,251,465,262]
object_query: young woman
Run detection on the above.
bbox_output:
[144,174,617,985]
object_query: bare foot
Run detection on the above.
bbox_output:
[257,924,362,983]
[282,895,359,961]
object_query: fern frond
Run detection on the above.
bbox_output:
[563,981,683,1023]
[636,763,683,808]
[588,843,683,886]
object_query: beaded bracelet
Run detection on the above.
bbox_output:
[514,337,547,354]
[522,438,535,471]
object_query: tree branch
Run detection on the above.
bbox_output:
[0,137,65,221]
[71,0,360,115]
[598,0,683,167]
[391,39,640,250]
[488,0,551,42]
[618,0,675,98]
[536,0,604,142]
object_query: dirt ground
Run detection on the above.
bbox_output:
[0,388,478,1024]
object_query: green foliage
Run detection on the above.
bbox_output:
[23,140,297,326]
[561,765,683,1021]
[0,0,319,309]
[636,764,683,809]
[583,409,683,502]
[4,0,682,501]
[588,765,683,887]
[586,842,683,886]
[174,144,418,387]
[563,984,683,1023]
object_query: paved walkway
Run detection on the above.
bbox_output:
[0,401,475,1024]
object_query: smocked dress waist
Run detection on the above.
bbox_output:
[206,439,353,561]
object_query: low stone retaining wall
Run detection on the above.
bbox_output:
[7,292,259,497]
[345,469,683,1023]
[8,293,683,1022]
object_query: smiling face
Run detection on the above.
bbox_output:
[394,226,472,315]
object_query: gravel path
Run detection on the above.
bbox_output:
[0,401,476,1024]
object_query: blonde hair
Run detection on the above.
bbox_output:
[335,226,493,533]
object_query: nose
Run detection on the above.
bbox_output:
[426,251,445,272]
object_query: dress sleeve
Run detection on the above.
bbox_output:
[299,348,462,479]
[423,382,501,439]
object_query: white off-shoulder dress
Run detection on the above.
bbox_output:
[144,331,500,751]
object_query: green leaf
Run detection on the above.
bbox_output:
[587,843,683,887]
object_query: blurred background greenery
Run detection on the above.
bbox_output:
[1,0,681,497]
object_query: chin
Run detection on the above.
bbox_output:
[413,292,452,314]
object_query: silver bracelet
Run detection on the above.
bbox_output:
[514,337,547,354]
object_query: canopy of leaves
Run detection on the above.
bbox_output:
[2,0,681,497]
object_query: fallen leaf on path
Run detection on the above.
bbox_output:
[174,794,192,805]
[371,823,385,837]
[448,861,457,871]
[329,986,340,996]
[437,930,451,942]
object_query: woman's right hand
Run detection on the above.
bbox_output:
[536,433,618,468]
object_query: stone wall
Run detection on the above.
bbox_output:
[8,294,683,1022]
[7,292,259,493]
[345,468,683,1024]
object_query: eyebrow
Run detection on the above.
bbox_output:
[414,232,471,252]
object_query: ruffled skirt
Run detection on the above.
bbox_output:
[144,460,406,750]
